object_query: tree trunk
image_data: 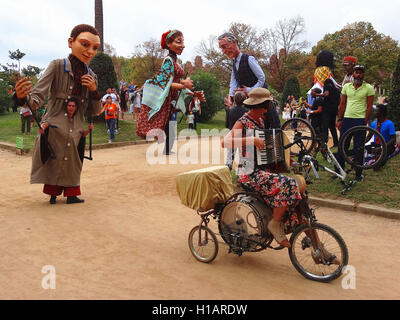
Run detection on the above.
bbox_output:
[94,0,104,52]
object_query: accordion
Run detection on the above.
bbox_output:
[254,129,290,172]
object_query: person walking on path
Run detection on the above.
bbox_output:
[99,96,119,143]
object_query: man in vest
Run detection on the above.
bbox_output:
[218,32,280,128]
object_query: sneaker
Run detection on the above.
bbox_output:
[115,129,119,134]
[355,175,364,182]
[107,129,110,134]
[108,140,112,143]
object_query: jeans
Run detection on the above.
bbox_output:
[335,118,365,177]
[193,111,199,130]
[107,118,116,140]
[21,115,32,133]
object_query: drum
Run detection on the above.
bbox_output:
[218,194,273,253]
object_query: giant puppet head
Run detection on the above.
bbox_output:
[68,24,101,64]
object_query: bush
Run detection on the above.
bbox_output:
[89,52,118,96]
[280,75,301,107]
[388,54,400,130]
[0,80,12,114]
[190,70,223,122]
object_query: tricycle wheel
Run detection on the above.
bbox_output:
[188,225,219,263]
[289,222,349,282]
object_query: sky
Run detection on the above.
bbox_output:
[1,0,400,73]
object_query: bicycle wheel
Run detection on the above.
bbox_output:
[281,118,316,156]
[289,222,349,283]
[188,225,219,263]
[339,125,387,170]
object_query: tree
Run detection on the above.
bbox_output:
[127,39,166,85]
[190,70,223,122]
[9,49,25,74]
[264,16,309,58]
[388,54,400,129]
[22,65,43,80]
[281,75,301,107]
[265,16,309,92]
[197,18,309,92]
[313,22,400,88]
[94,0,104,52]
[89,52,118,95]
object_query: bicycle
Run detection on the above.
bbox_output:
[280,118,387,194]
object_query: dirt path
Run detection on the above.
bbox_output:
[0,138,399,299]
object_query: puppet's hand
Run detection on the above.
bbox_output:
[39,122,49,134]
[181,77,194,90]
[81,74,97,92]
[15,77,32,99]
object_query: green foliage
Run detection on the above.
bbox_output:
[281,75,301,106]
[190,70,223,122]
[388,54,400,129]
[0,80,12,114]
[89,52,118,96]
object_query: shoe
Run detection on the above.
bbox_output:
[107,129,110,134]
[66,196,85,204]
[49,196,56,204]
[115,129,119,134]
[355,175,364,182]
[108,140,112,143]
[267,219,291,248]
[312,243,341,265]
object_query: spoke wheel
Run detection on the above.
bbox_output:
[339,125,387,170]
[188,226,218,263]
[289,222,349,282]
[281,118,316,157]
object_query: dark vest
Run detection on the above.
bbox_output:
[233,54,268,89]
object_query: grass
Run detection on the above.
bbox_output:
[2,109,399,209]
[0,109,228,150]
[0,112,141,151]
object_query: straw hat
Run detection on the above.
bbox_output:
[243,88,273,106]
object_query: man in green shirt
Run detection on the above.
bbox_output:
[335,65,375,181]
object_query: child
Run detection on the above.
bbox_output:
[187,111,195,130]
[100,96,119,143]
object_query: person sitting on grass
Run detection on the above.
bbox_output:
[368,104,398,168]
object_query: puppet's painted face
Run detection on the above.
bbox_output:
[67,101,77,117]
[167,36,185,55]
[218,37,240,59]
[68,32,101,64]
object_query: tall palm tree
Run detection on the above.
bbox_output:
[94,0,104,52]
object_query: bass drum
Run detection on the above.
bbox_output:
[218,194,273,253]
